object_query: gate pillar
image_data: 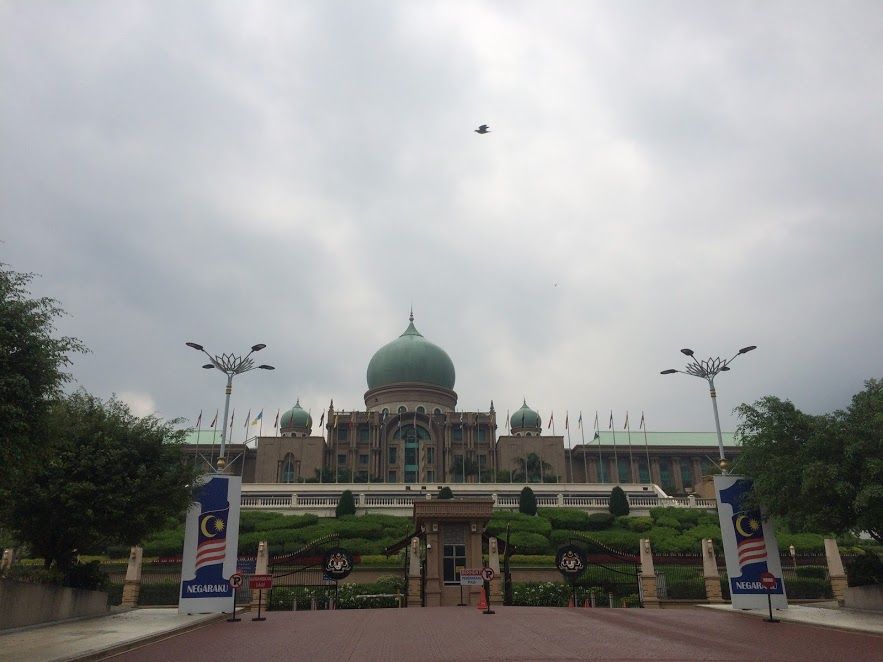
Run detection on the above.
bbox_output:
[121,546,143,607]
[639,539,660,608]
[488,537,502,603]
[824,538,848,606]
[251,541,269,611]
[407,537,422,607]
[702,539,724,603]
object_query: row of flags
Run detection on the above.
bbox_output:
[544,410,647,431]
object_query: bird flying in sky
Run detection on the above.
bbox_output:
[474,124,490,134]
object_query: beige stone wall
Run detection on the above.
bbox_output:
[253,436,326,483]
[496,435,566,481]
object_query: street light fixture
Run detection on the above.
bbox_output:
[186,341,274,472]
[660,345,756,474]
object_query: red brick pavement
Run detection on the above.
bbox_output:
[113,606,882,662]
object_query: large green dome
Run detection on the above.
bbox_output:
[511,400,541,429]
[280,400,312,430]
[366,315,456,390]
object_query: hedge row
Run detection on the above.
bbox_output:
[268,576,405,610]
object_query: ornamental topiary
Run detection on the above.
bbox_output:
[439,486,454,499]
[336,490,356,517]
[608,486,630,517]
[519,486,537,516]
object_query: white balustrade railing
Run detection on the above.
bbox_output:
[241,492,717,511]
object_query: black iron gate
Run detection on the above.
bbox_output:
[268,534,341,610]
[565,535,643,607]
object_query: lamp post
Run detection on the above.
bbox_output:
[186,342,274,472]
[660,345,756,474]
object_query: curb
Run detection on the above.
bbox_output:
[695,604,883,636]
[63,609,246,661]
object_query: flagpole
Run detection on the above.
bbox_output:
[609,411,619,483]
[595,411,603,483]
[566,412,572,484]
[641,411,651,483]
[194,412,202,470]
[625,412,634,482]
[579,412,587,484]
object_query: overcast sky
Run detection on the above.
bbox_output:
[3,1,881,437]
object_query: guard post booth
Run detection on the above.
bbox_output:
[413,497,495,607]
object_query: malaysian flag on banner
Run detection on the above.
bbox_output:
[734,511,767,569]
[195,506,230,571]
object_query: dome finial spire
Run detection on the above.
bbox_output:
[409,304,414,323]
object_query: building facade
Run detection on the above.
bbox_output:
[184,314,739,496]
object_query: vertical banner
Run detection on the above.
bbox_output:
[714,475,788,610]
[179,474,242,614]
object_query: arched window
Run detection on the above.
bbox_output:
[398,406,407,414]
[382,408,390,416]
[280,453,296,483]
[416,406,426,414]
[434,408,442,415]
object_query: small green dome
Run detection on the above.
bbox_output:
[366,315,456,390]
[511,400,541,429]
[280,400,312,430]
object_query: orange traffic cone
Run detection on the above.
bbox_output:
[476,588,488,610]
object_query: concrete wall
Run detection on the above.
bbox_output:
[0,580,109,630]
[845,585,883,612]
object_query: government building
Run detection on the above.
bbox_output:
[184,314,738,502]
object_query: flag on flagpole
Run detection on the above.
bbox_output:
[505,409,510,434]
[229,409,235,428]
[577,412,582,428]
[210,410,218,428]
[244,409,251,429]
[623,411,629,430]
[594,411,599,430]
[548,411,554,429]
[251,410,263,426]
[319,411,325,427]
[639,412,645,429]
[608,410,614,429]
[195,410,202,428]
[565,412,569,429]
[273,409,279,428]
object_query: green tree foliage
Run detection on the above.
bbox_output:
[0,266,85,497]
[519,486,537,515]
[512,453,553,483]
[439,486,454,499]
[336,490,356,517]
[608,486,630,516]
[7,392,199,571]
[736,380,883,544]
[450,455,479,481]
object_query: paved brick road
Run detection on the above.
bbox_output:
[113,607,882,661]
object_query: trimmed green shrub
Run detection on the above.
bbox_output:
[439,486,454,499]
[653,515,681,530]
[665,577,706,599]
[586,530,642,554]
[139,581,180,605]
[252,514,319,532]
[519,486,537,516]
[549,530,588,547]
[486,513,552,538]
[608,486,629,516]
[624,517,653,533]
[795,566,828,580]
[846,552,883,587]
[509,531,552,555]
[538,508,590,531]
[511,581,570,606]
[268,576,406,610]
[786,577,832,599]
[586,513,615,531]
[336,490,356,517]
[776,533,826,553]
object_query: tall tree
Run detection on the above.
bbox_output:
[608,486,630,516]
[0,265,85,496]
[7,392,199,570]
[519,486,537,516]
[513,453,552,483]
[336,489,356,517]
[736,380,882,544]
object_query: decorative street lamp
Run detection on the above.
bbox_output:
[660,345,756,474]
[186,342,274,472]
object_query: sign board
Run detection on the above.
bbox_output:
[760,572,777,590]
[714,475,787,610]
[249,574,273,590]
[460,575,483,586]
[481,567,495,581]
[179,474,242,615]
[555,544,587,579]
[322,548,354,581]
[236,559,256,575]
[229,573,243,589]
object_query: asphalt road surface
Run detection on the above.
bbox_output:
[111,606,882,661]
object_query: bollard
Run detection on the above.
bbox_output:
[608,592,614,608]
[590,592,596,608]
[311,596,317,611]
[292,595,297,611]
